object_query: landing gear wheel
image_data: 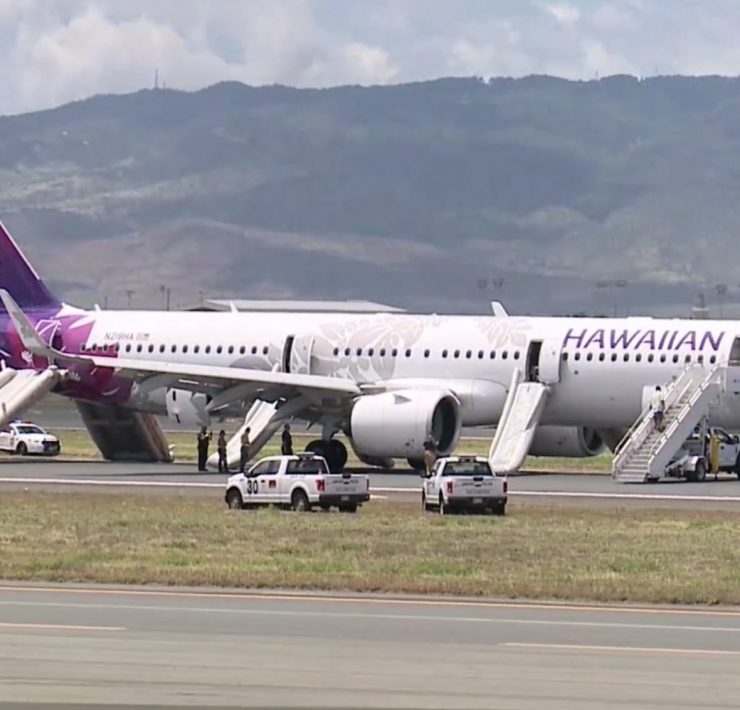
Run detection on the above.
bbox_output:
[407,457,426,472]
[15,442,27,456]
[226,489,244,510]
[291,489,311,512]
[305,439,326,456]
[327,440,348,473]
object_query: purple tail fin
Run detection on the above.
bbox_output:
[0,220,60,311]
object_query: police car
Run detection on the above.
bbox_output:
[422,455,507,515]
[0,421,61,456]
[225,453,370,512]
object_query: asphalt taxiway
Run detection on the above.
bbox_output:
[1,583,740,708]
[1,459,740,509]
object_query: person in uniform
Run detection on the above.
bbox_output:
[281,423,293,456]
[239,427,252,473]
[217,430,228,473]
[423,433,438,477]
[196,426,212,472]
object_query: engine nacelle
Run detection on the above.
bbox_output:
[528,426,605,458]
[165,389,210,426]
[349,389,462,459]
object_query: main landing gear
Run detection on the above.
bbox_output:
[305,439,348,473]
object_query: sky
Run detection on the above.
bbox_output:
[1,0,739,115]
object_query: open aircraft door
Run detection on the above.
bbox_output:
[526,337,561,384]
[283,334,315,374]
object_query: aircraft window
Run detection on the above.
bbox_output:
[685,354,691,364]
[672,354,679,364]
[159,344,165,353]
[623,353,629,362]
[698,354,704,364]
[442,349,448,358]
[490,351,496,359]
[252,346,258,355]
[380,348,386,357]
[647,353,654,363]
[635,354,642,363]
[102,344,109,352]
[405,349,412,357]
[478,350,484,359]
[513,351,520,360]
[424,349,430,358]
[217,346,223,354]
[169,345,175,353]
[598,353,605,362]
[262,346,268,355]
[368,348,375,357]
[148,344,155,353]
[660,354,666,363]
[356,348,362,356]
[343,347,350,356]
[392,348,398,357]
[465,350,472,359]
[454,350,460,358]
[124,344,131,353]
[239,346,246,355]
[90,343,96,351]
[333,347,339,356]
[502,351,508,359]
[183,345,190,354]
[202,345,209,354]
[136,344,143,353]
[574,352,580,361]
[228,346,234,354]
[80,344,86,352]
[586,353,593,361]
[194,345,200,354]
[562,352,568,361]
[710,355,717,364]
[610,353,617,362]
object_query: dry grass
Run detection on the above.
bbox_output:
[1,492,739,604]
[26,429,612,473]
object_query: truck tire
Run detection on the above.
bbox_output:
[226,489,244,510]
[291,489,311,512]
[688,460,707,483]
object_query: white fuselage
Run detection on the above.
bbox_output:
[78,309,740,430]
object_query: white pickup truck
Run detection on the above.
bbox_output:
[422,455,507,515]
[225,453,370,513]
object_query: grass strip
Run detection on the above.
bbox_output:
[17,429,613,473]
[0,493,738,604]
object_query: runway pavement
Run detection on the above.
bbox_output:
[2,458,740,509]
[1,583,740,708]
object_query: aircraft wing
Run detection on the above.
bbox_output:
[0,289,360,403]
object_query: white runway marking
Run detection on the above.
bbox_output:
[1,477,740,503]
[502,642,740,656]
[0,621,125,632]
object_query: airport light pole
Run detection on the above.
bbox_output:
[595,279,628,316]
[125,290,134,309]
[716,283,728,318]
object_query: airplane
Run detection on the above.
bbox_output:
[0,219,738,473]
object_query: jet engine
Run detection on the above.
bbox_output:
[528,426,605,458]
[348,389,461,459]
[165,389,210,426]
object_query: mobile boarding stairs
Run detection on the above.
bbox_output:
[612,365,727,483]
[0,365,63,430]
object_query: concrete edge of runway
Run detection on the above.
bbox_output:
[3,579,740,615]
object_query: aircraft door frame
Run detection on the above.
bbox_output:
[284,334,315,375]
[528,336,561,384]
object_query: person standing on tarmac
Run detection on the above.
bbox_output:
[239,427,252,473]
[281,423,293,456]
[423,433,438,477]
[217,430,228,473]
[196,426,212,472]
